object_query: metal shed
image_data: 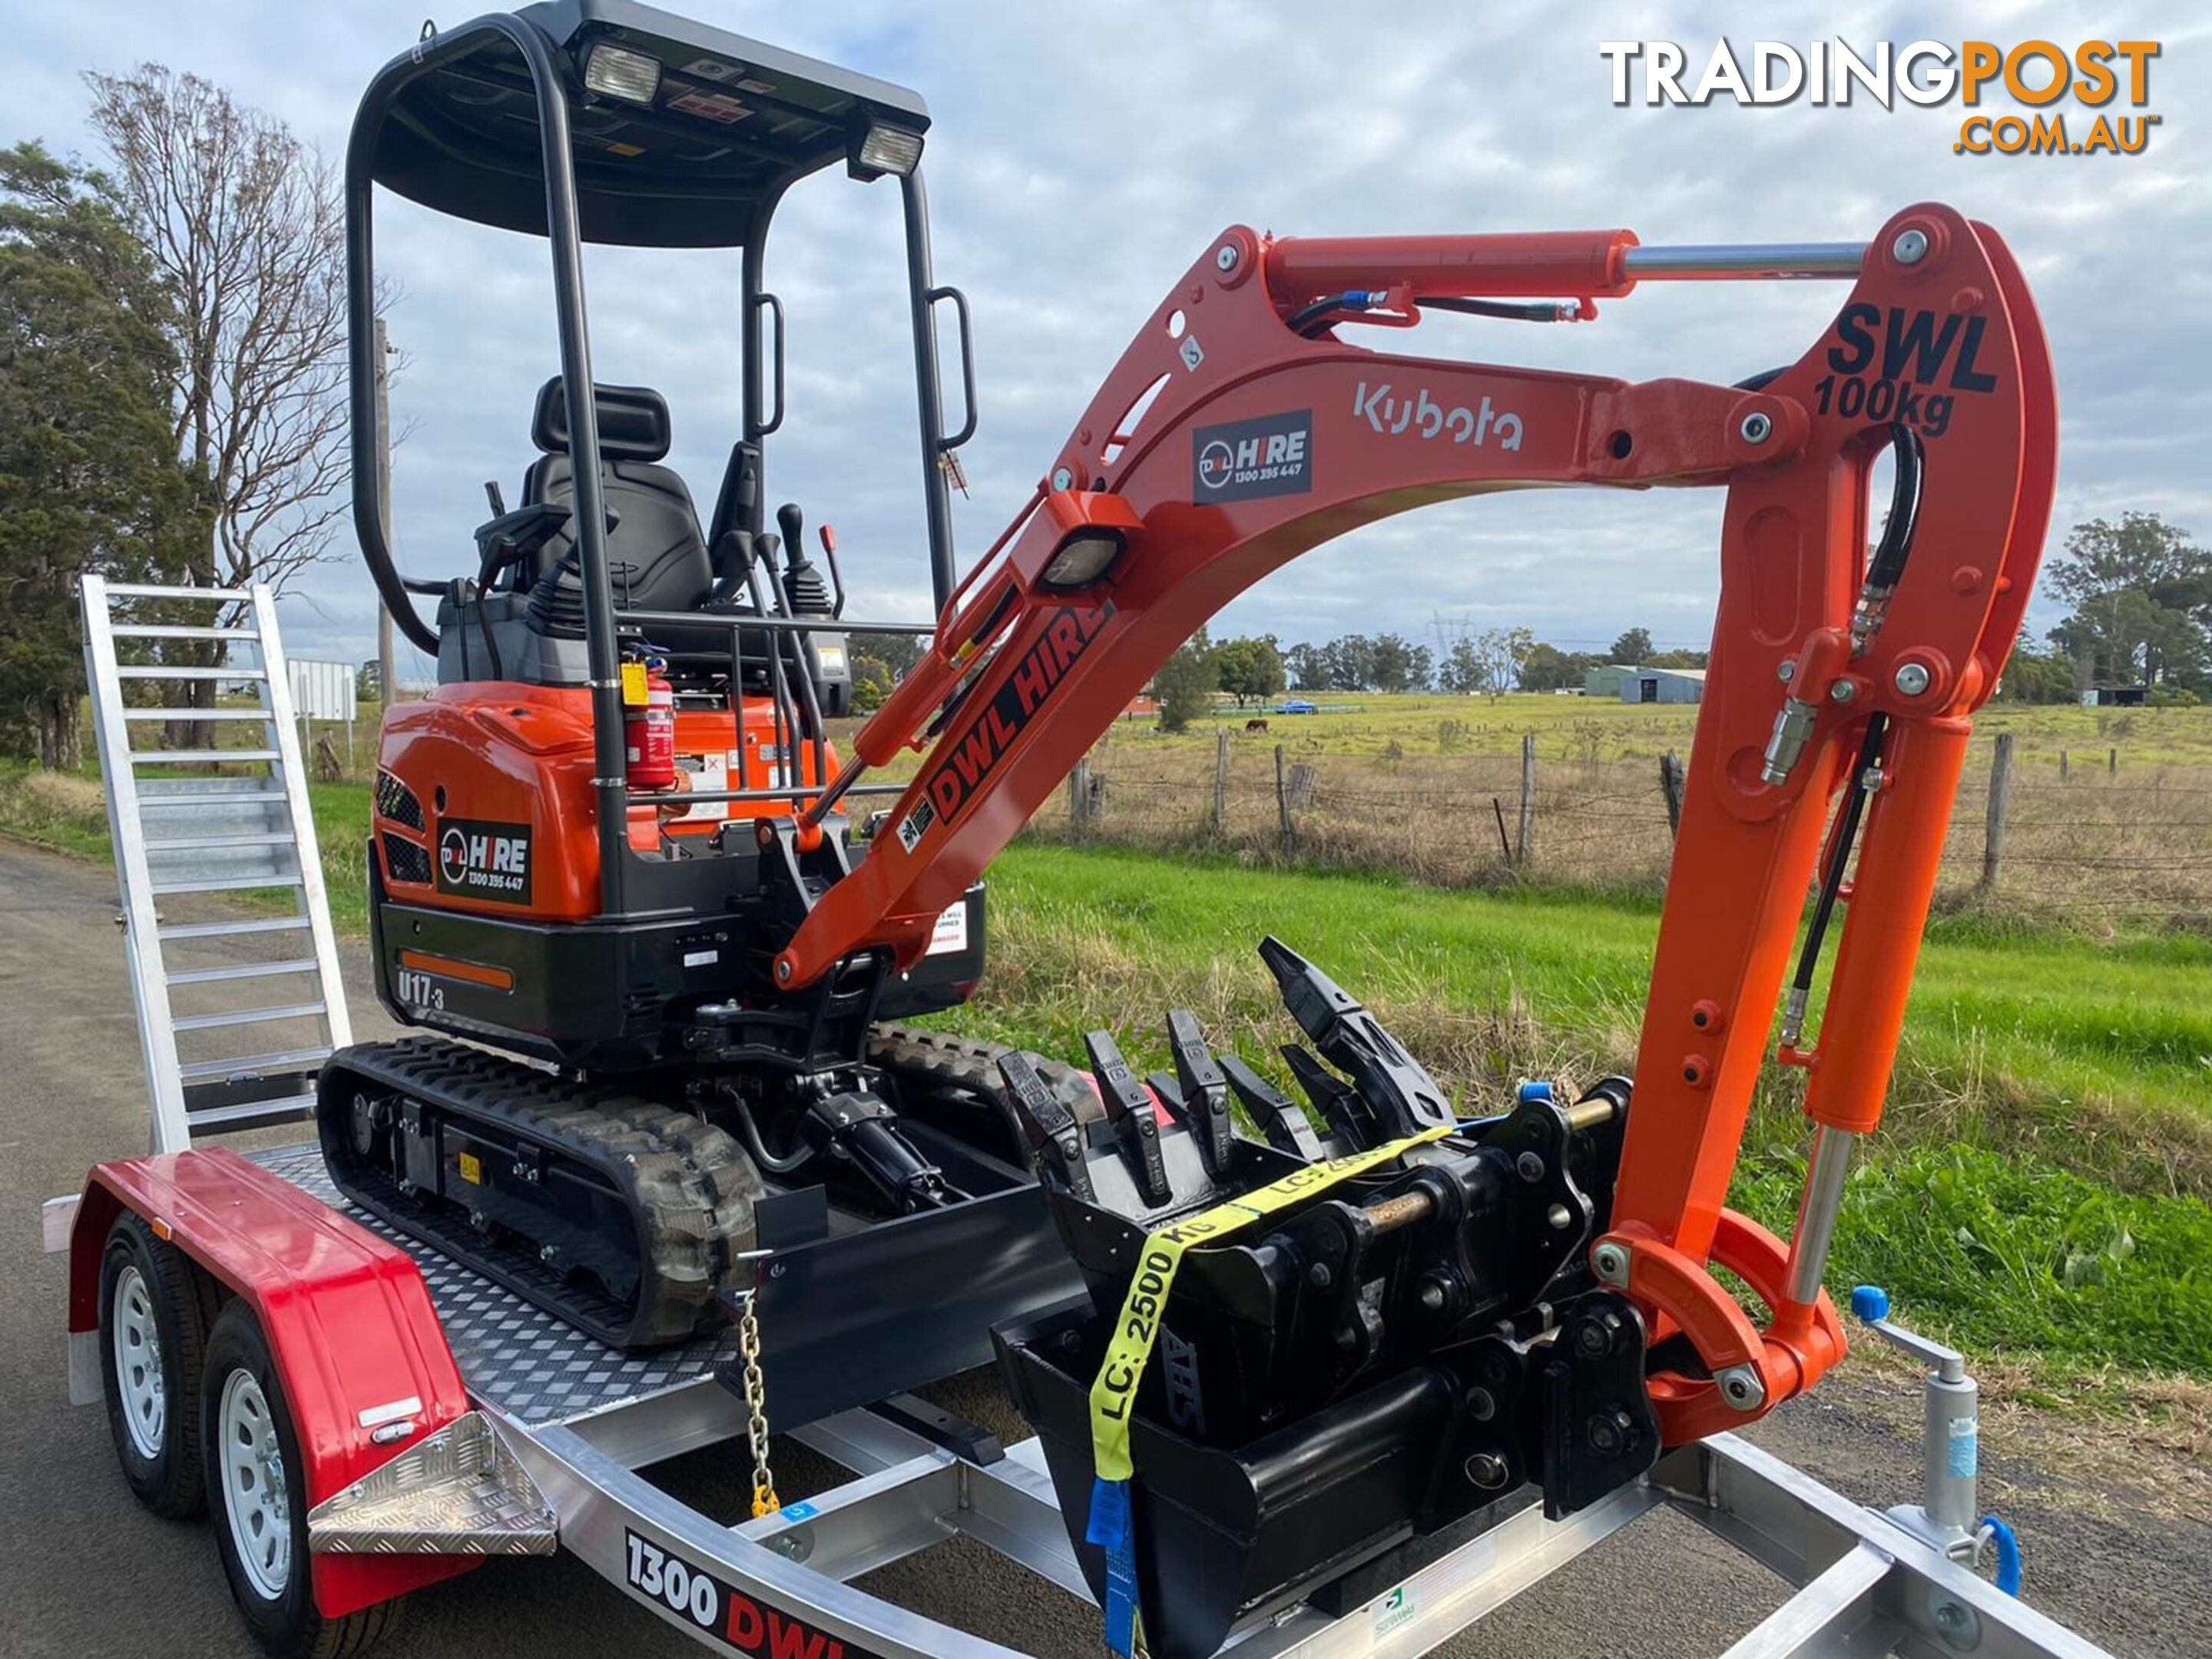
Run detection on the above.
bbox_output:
[1623,667,1707,704]
[1584,664,1633,697]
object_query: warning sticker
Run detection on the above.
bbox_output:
[670,89,753,124]
[895,795,936,855]
[671,751,735,823]
[925,902,969,957]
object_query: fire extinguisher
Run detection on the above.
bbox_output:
[624,651,676,791]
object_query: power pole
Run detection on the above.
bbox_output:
[374,317,396,709]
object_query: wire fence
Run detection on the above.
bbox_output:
[1028,727,2212,933]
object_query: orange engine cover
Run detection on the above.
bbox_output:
[372,682,835,922]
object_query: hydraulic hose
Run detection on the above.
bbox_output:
[1289,290,1581,336]
[1780,714,1888,1044]
[1866,424,1925,591]
[1782,425,1927,1041]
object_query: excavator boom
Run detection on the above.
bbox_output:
[780,202,2055,1445]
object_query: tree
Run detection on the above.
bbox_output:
[1153,628,1214,732]
[1995,631,2080,704]
[1324,634,1374,691]
[2050,588,2204,690]
[88,65,362,743]
[1521,642,1596,692]
[1469,626,1535,699]
[356,658,382,700]
[849,653,895,712]
[0,144,195,768]
[1284,641,1330,692]
[1369,632,1422,693]
[1608,626,1653,664]
[848,630,925,682]
[1212,634,1285,706]
[1438,637,1482,694]
[2041,513,2210,688]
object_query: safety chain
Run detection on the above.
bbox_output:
[738,1253,780,1518]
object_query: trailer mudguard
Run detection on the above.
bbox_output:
[70,1147,480,1617]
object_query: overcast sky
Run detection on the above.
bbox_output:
[7,3,2204,676]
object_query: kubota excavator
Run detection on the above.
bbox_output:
[327,5,2055,1653]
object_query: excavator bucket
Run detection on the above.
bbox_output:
[993,939,1653,1658]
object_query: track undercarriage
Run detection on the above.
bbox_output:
[317,1023,1098,1350]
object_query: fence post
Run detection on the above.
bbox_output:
[1274,743,1296,853]
[2108,746,2118,776]
[1980,732,2014,891]
[1659,749,1685,837]
[1070,758,1091,835]
[1515,734,1536,864]
[1213,729,1230,836]
[2058,749,2069,783]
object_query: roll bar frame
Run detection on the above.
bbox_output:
[344,11,969,916]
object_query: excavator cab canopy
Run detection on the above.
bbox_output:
[347,3,972,918]
[362,0,931,247]
[346,0,968,652]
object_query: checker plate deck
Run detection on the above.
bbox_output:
[250,1142,730,1426]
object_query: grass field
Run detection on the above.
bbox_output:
[957,843,2212,1393]
[1026,694,2212,935]
[1127,690,2212,767]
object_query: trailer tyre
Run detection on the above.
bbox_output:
[201,1300,406,1658]
[99,1211,219,1518]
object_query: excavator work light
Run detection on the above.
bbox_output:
[1035,489,1143,591]
[850,119,925,180]
[581,42,663,104]
[1039,533,1124,589]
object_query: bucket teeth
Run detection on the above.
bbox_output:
[1220,1054,1325,1161]
[1167,1008,1235,1173]
[994,1050,1096,1200]
[1000,942,1450,1222]
[1281,1042,1373,1148]
[1085,1029,1173,1206]
[1260,934,1454,1137]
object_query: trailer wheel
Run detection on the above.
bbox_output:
[98,1211,219,1518]
[202,1300,406,1657]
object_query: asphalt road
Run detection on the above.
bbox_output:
[2,837,2200,1658]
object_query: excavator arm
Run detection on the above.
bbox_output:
[780,203,2052,1451]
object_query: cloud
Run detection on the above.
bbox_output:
[5,1,2202,669]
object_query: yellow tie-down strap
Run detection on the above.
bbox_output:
[1087,1122,1455,1483]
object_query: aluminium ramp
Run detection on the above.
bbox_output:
[79,574,353,1151]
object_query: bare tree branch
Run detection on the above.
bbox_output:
[84,65,386,601]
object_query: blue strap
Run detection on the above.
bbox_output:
[1087,1477,1141,1655]
[1980,1514,2023,1596]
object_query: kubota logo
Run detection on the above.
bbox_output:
[1354,382,1525,450]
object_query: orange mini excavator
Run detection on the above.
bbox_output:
[327,5,2053,1651]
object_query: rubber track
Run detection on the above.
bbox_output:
[320,1039,765,1349]
[867,1023,1102,1171]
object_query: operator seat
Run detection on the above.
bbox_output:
[519,377,717,643]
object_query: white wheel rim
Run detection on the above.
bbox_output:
[111,1264,166,1459]
[219,1368,292,1600]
